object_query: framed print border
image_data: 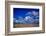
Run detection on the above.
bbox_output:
[5,1,45,36]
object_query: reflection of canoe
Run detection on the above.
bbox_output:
[13,24,39,28]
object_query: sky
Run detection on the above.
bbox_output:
[13,8,39,19]
[13,8,39,24]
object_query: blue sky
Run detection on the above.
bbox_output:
[13,8,39,24]
[13,8,39,18]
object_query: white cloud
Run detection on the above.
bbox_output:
[32,11,39,16]
[14,16,26,24]
[25,12,32,16]
[24,16,34,24]
[24,16,32,21]
[13,11,39,24]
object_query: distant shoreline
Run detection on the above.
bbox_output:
[13,24,39,28]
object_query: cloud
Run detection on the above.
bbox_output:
[34,19,39,24]
[14,16,39,24]
[35,16,39,19]
[25,12,32,16]
[32,11,39,16]
[24,16,34,24]
[13,11,39,24]
[14,16,26,24]
[14,16,35,24]
[24,16,33,21]
[25,11,39,17]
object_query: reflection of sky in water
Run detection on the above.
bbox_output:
[13,8,39,24]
